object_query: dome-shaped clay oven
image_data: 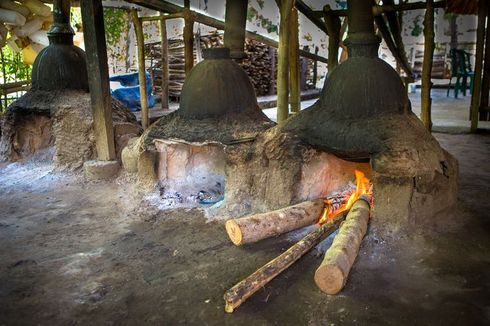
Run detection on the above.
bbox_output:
[178,47,259,119]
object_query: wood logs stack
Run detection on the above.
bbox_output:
[146,32,316,99]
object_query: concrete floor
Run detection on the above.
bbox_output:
[0,95,490,325]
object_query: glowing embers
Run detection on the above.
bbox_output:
[318,170,373,224]
[154,139,226,207]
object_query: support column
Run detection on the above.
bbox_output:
[224,0,248,60]
[275,0,294,122]
[289,7,300,114]
[80,0,116,160]
[324,5,341,73]
[479,4,490,121]
[470,0,488,132]
[160,12,169,110]
[421,0,434,131]
[183,0,194,75]
[130,9,149,130]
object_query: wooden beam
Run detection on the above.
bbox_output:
[130,9,149,129]
[295,0,329,35]
[80,0,116,161]
[183,0,194,75]
[289,7,300,114]
[325,1,446,17]
[479,3,490,121]
[160,12,169,110]
[140,13,183,22]
[124,0,328,64]
[421,0,434,131]
[471,0,488,131]
[275,0,294,122]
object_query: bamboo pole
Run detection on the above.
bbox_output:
[224,212,346,313]
[183,0,194,76]
[420,0,434,131]
[313,46,319,88]
[130,9,149,130]
[289,7,300,114]
[275,0,294,122]
[324,5,341,73]
[479,2,490,121]
[470,0,488,132]
[327,1,447,17]
[159,12,169,110]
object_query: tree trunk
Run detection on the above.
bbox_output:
[314,197,370,294]
[289,7,300,113]
[225,199,324,246]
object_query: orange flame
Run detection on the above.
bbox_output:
[318,170,372,225]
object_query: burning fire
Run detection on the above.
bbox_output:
[318,170,372,225]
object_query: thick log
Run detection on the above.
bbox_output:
[224,212,346,313]
[314,197,370,295]
[225,199,324,246]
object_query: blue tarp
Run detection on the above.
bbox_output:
[109,72,155,112]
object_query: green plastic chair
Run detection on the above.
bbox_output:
[447,49,474,98]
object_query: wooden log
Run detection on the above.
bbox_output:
[420,0,434,131]
[314,196,370,295]
[225,199,324,246]
[224,212,346,313]
[183,0,194,75]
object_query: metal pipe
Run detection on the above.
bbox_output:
[224,0,248,59]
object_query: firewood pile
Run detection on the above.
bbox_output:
[146,32,316,99]
[146,39,187,100]
[412,49,449,79]
[223,171,373,313]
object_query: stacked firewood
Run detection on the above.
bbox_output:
[146,39,187,99]
[146,32,316,99]
[200,33,276,96]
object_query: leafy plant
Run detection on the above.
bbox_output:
[103,8,127,46]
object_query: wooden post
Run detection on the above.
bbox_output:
[420,0,434,131]
[80,0,116,160]
[275,0,294,122]
[183,0,194,75]
[479,4,490,121]
[160,12,169,110]
[130,10,149,130]
[470,0,488,132]
[313,46,318,88]
[224,0,248,60]
[289,7,300,114]
[269,46,276,95]
[324,5,341,73]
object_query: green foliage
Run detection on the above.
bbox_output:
[0,46,31,83]
[103,8,127,46]
[247,5,278,34]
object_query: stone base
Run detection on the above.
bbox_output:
[84,160,120,180]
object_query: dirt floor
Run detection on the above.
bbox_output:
[0,131,489,325]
